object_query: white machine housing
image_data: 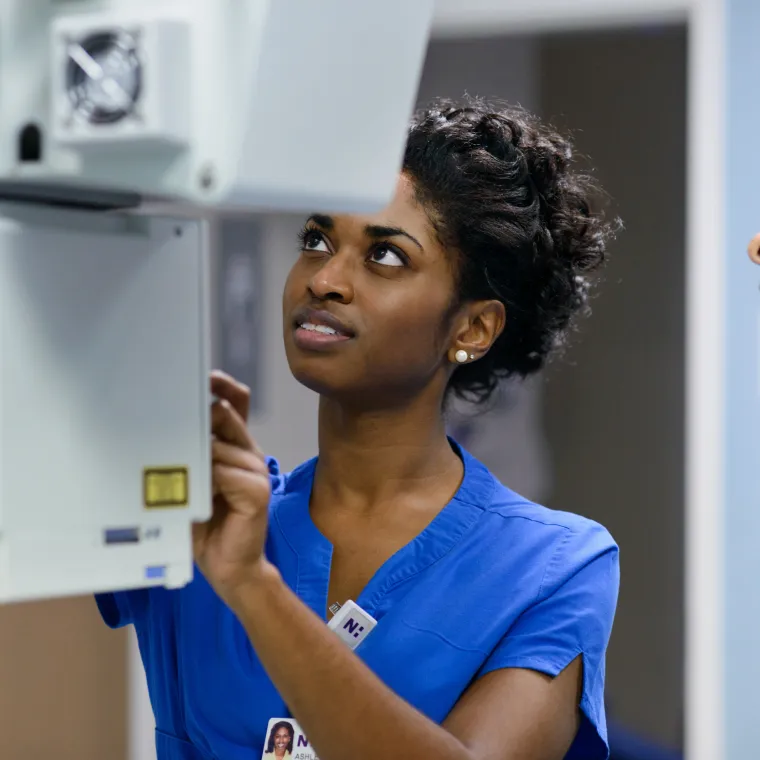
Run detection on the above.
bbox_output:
[0,1,434,603]
[0,205,212,603]
[0,0,435,213]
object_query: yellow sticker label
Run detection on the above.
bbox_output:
[143,467,189,509]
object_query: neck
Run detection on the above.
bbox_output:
[314,388,461,510]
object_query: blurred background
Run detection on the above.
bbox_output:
[0,10,688,760]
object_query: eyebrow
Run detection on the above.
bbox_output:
[307,214,423,251]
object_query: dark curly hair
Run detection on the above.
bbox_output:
[403,96,617,404]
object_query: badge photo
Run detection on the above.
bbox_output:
[261,718,319,760]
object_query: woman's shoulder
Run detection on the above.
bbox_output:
[464,447,617,553]
[493,495,619,601]
[490,484,617,552]
[465,454,619,591]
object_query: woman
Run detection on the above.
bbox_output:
[263,722,294,760]
[96,98,620,760]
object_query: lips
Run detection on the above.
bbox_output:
[293,307,355,338]
[292,306,355,352]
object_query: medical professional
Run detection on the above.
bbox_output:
[95,98,620,760]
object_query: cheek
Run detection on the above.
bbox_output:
[282,261,301,306]
[282,258,311,325]
[365,288,453,366]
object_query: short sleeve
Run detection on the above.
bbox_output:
[94,588,150,629]
[95,455,287,630]
[479,523,620,759]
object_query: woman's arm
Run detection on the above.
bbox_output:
[234,562,582,760]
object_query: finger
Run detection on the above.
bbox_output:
[211,400,265,457]
[212,463,270,515]
[749,233,760,265]
[211,399,253,450]
[211,371,251,421]
[212,438,268,475]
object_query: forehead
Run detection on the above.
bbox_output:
[383,173,421,218]
[336,174,432,240]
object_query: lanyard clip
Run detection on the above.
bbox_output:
[327,600,377,651]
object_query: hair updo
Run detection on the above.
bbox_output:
[402,96,617,405]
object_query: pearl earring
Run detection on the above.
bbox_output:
[455,349,469,364]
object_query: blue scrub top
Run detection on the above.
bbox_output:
[96,443,619,760]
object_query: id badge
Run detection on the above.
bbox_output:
[261,718,318,760]
[261,602,376,759]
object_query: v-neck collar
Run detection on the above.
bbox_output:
[272,440,494,620]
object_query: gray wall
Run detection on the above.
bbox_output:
[539,27,687,748]
[416,36,539,111]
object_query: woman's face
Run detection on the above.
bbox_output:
[274,727,291,751]
[283,174,462,406]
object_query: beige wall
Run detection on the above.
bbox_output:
[0,597,128,760]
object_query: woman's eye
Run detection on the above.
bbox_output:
[369,245,405,268]
[302,230,329,253]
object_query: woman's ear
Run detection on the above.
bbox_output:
[448,300,506,364]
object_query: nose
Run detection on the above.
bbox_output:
[308,251,355,303]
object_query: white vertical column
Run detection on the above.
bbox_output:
[721,0,760,756]
[687,0,760,757]
[685,1,726,759]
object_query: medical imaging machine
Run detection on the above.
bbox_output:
[0,0,434,603]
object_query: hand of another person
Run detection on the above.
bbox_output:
[192,371,272,609]
[748,232,760,265]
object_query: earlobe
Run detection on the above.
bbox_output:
[453,349,476,364]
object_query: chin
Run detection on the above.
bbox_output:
[289,364,354,399]
[284,336,351,393]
